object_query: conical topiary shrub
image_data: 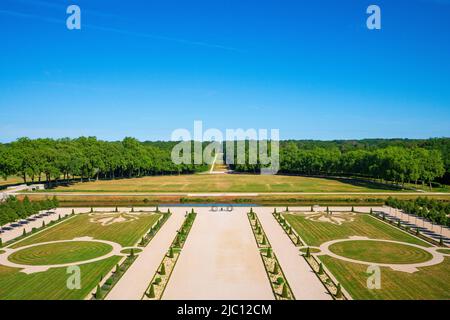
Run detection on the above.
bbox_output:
[261,235,266,245]
[272,262,279,274]
[168,246,174,258]
[335,283,342,298]
[318,263,324,275]
[266,248,272,258]
[160,263,166,275]
[281,283,288,298]
[95,284,102,299]
[305,247,311,258]
[147,284,155,298]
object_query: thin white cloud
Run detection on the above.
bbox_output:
[0,8,243,52]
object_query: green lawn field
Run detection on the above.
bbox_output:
[328,240,432,264]
[12,212,161,248]
[0,211,161,300]
[0,256,120,300]
[319,255,450,300]
[49,174,403,193]
[9,241,113,265]
[284,212,449,299]
[283,213,430,247]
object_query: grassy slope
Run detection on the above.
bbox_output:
[50,174,402,193]
[0,256,120,300]
[319,255,450,300]
[283,213,430,247]
[12,212,161,248]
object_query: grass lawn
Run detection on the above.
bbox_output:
[437,248,450,254]
[0,256,120,300]
[283,213,430,247]
[49,174,403,193]
[0,211,161,300]
[0,176,24,186]
[319,255,450,300]
[328,240,432,264]
[12,212,161,248]
[284,211,448,299]
[9,241,113,265]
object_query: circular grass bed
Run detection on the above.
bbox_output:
[436,248,450,255]
[0,250,5,254]
[120,248,142,255]
[329,240,432,264]
[9,241,113,266]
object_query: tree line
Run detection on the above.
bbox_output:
[226,140,447,189]
[0,137,208,185]
[0,196,59,226]
[386,197,449,228]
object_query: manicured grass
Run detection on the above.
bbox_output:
[319,255,450,300]
[0,176,24,186]
[437,248,450,254]
[0,256,121,300]
[12,212,161,248]
[0,250,5,254]
[299,247,321,254]
[9,241,112,265]
[283,213,430,247]
[50,174,402,193]
[328,240,432,264]
[120,248,142,255]
[0,211,162,299]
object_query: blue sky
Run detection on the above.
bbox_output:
[0,0,449,142]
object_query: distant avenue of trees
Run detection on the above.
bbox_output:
[0,137,208,185]
[1,137,449,190]
[228,138,449,189]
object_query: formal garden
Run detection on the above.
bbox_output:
[281,208,450,299]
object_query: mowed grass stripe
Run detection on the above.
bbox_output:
[283,213,430,247]
[12,212,161,248]
[328,240,432,264]
[319,255,450,300]
[8,241,112,266]
[0,256,121,300]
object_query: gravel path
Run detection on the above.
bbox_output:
[257,208,331,300]
[105,209,186,300]
[163,207,274,300]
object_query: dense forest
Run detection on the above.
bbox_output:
[0,137,208,185]
[1,137,449,188]
[226,138,449,188]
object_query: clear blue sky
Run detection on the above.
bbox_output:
[0,0,449,142]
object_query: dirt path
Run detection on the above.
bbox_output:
[163,207,273,300]
[105,209,186,300]
[257,208,331,300]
